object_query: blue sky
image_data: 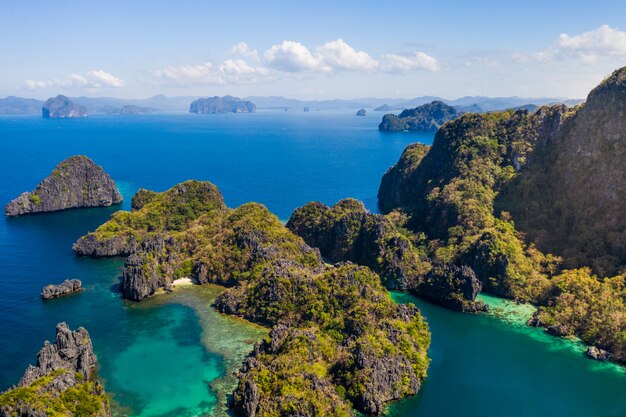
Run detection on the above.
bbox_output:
[2,0,626,99]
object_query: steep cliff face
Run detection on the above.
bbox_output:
[5,156,122,216]
[378,101,458,132]
[376,66,626,362]
[189,96,256,114]
[0,323,110,417]
[41,95,87,118]
[497,67,626,276]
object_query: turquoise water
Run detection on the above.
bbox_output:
[0,111,624,416]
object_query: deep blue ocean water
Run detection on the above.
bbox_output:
[0,111,625,416]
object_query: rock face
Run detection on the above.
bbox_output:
[5,155,123,217]
[41,279,82,300]
[189,96,256,114]
[41,95,87,118]
[0,323,110,417]
[356,108,366,116]
[378,101,458,132]
[287,199,424,291]
[497,67,626,276]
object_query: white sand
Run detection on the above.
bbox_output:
[172,277,194,287]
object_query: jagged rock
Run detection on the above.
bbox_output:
[19,323,95,385]
[5,156,122,217]
[41,95,87,118]
[41,279,82,300]
[73,234,135,257]
[189,96,256,114]
[356,108,366,116]
[120,235,177,301]
[0,323,109,417]
[586,346,613,361]
[130,188,158,210]
[420,264,486,312]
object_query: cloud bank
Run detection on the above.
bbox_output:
[152,39,440,86]
[23,70,124,90]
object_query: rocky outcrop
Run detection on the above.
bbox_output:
[356,108,366,116]
[41,95,87,118]
[287,199,425,291]
[73,234,135,257]
[41,279,82,300]
[189,96,256,114]
[420,264,487,312]
[5,156,122,217]
[0,323,110,417]
[378,101,457,132]
[586,346,613,361]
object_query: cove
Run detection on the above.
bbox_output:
[0,112,625,416]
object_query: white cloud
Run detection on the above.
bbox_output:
[229,42,259,61]
[558,24,626,63]
[23,70,124,90]
[152,59,270,85]
[153,39,441,87]
[264,40,329,72]
[513,25,626,64]
[382,52,441,73]
[315,39,379,71]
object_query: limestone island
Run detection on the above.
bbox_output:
[189,96,256,114]
[42,95,87,118]
[378,100,457,132]
[41,279,82,300]
[5,155,123,217]
[356,108,366,116]
[0,323,110,416]
[73,180,431,416]
[374,104,394,111]
[119,105,153,115]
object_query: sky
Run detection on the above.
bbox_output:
[1,0,626,100]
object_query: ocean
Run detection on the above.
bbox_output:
[0,111,624,416]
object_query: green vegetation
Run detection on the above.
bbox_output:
[29,194,41,205]
[222,263,430,415]
[377,81,626,363]
[77,181,431,415]
[0,370,109,417]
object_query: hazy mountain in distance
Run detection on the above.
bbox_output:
[0,94,584,115]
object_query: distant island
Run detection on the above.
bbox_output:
[303,106,310,112]
[119,105,153,114]
[42,95,87,118]
[374,104,395,111]
[379,101,458,132]
[356,108,366,116]
[189,95,256,114]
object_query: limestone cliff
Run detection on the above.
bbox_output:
[5,156,122,216]
[0,323,110,417]
[41,95,87,118]
[189,96,256,114]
